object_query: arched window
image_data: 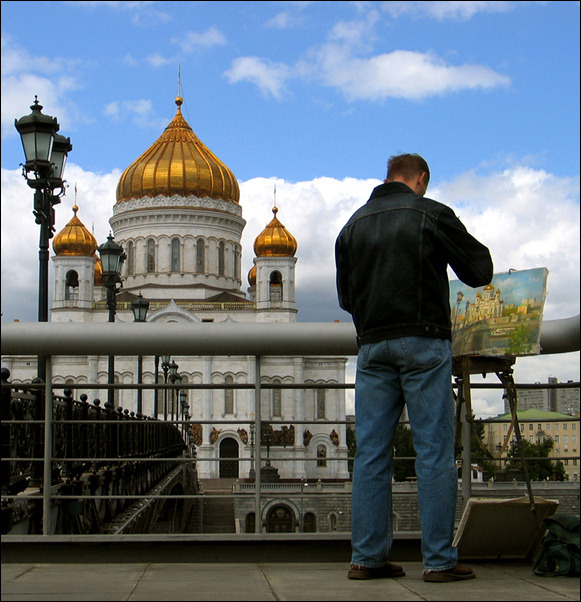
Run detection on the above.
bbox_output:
[316,388,326,419]
[126,241,135,275]
[171,238,180,273]
[234,246,239,280]
[304,512,317,533]
[245,512,256,533]
[196,239,205,274]
[146,239,155,273]
[317,444,327,467]
[218,241,225,276]
[266,505,294,533]
[269,271,282,304]
[272,378,281,417]
[180,374,189,414]
[65,270,79,300]
[114,374,120,408]
[224,375,234,414]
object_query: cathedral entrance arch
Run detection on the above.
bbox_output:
[266,504,294,533]
[219,437,239,478]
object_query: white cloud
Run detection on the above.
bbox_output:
[2,161,578,416]
[225,10,511,101]
[311,46,511,101]
[383,1,516,21]
[73,1,170,26]
[1,36,80,139]
[224,57,292,99]
[173,27,227,53]
[103,98,166,130]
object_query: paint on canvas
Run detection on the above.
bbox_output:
[449,268,548,358]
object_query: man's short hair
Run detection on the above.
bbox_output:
[386,154,430,185]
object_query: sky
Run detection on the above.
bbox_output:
[1,1,579,418]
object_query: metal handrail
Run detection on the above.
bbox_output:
[1,316,579,539]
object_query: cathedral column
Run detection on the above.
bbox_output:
[88,356,99,403]
[293,357,306,478]
[336,358,350,479]
[197,356,214,478]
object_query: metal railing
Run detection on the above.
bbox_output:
[1,316,579,540]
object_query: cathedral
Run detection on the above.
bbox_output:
[4,96,349,481]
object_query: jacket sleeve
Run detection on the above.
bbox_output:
[437,206,494,288]
[335,232,352,313]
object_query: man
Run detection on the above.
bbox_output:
[335,154,493,583]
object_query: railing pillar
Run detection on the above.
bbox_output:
[42,356,53,535]
[254,355,262,533]
[1,368,11,494]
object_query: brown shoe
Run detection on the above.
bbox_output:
[348,562,405,580]
[422,563,475,582]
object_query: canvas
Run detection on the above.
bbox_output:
[450,267,548,358]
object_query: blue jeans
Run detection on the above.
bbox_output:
[351,337,458,571]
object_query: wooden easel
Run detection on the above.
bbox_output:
[453,354,536,510]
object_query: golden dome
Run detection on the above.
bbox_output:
[52,205,98,257]
[94,253,104,286]
[248,265,256,287]
[253,207,297,257]
[116,96,240,204]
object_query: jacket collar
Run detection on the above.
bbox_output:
[370,181,414,200]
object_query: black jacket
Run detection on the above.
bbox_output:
[335,182,493,345]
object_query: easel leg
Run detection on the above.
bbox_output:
[460,361,473,509]
[496,367,536,512]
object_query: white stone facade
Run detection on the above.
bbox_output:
[3,191,350,480]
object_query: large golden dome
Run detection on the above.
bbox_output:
[116,96,240,204]
[253,207,297,258]
[52,205,98,257]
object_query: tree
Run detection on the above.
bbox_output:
[393,423,416,481]
[507,438,567,481]
[456,412,497,478]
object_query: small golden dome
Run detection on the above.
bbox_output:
[253,207,297,257]
[248,265,256,287]
[53,205,98,257]
[116,97,240,204]
[94,253,104,286]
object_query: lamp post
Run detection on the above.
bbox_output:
[161,356,170,421]
[97,233,126,407]
[154,356,160,419]
[169,360,179,424]
[15,97,72,383]
[249,413,256,479]
[179,390,189,437]
[131,293,149,415]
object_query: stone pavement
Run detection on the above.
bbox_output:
[2,561,579,601]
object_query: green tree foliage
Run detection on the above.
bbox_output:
[505,324,536,355]
[507,438,567,481]
[393,423,416,481]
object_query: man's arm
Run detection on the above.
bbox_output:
[335,234,352,313]
[437,206,494,287]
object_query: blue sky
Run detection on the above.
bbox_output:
[1,1,579,416]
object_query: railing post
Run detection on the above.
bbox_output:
[80,394,89,463]
[42,356,53,535]
[61,388,74,481]
[459,363,472,507]
[1,368,11,494]
[254,355,262,533]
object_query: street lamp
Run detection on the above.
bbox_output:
[169,360,179,423]
[98,233,126,407]
[161,355,170,421]
[15,97,72,382]
[249,412,256,479]
[179,390,189,437]
[131,293,149,415]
